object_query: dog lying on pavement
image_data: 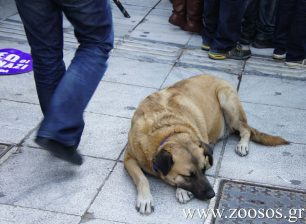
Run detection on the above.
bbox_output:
[124,75,289,214]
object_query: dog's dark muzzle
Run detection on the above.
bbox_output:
[182,176,215,200]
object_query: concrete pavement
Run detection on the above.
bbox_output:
[0,0,305,223]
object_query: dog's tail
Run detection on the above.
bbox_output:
[250,127,290,146]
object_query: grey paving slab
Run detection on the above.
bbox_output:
[155,0,172,10]
[0,100,41,144]
[0,20,29,48]
[112,5,152,38]
[0,145,16,165]
[24,112,130,160]
[245,55,306,80]
[0,146,115,215]
[187,34,202,48]
[89,163,214,224]
[239,74,306,110]
[112,38,181,64]
[242,102,306,144]
[179,49,244,75]
[78,113,130,160]
[219,138,306,191]
[0,72,38,104]
[82,218,126,224]
[0,204,80,224]
[0,0,17,20]
[143,8,172,25]
[104,55,174,88]
[130,22,192,46]
[87,81,157,118]
[162,66,239,89]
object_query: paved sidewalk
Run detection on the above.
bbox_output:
[0,0,305,224]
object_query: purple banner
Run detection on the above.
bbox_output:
[0,48,33,75]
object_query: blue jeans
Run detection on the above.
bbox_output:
[274,0,306,61]
[202,0,243,52]
[15,0,114,147]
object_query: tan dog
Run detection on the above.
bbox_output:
[124,75,289,214]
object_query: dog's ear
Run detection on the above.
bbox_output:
[153,149,174,176]
[201,142,214,167]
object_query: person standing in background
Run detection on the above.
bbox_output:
[273,0,306,67]
[15,0,114,165]
[240,0,279,48]
[201,0,251,60]
[168,0,203,34]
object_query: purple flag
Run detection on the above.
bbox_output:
[0,48,33,75]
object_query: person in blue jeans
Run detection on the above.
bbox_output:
[273,0,306,67]
[201,0,251,60]
[15,0,114,165]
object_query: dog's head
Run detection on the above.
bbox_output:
[153,134,215,200]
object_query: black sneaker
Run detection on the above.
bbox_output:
[273,48,286,60]
[35,137,83,165]
[227,44,251,60]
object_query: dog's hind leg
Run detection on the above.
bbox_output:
[217,86,251,156]
[124,152,154,214]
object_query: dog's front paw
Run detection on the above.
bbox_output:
[136,194,154,215]
[176,188,194,204]
[236,142,249,156]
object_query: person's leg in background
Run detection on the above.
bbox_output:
[285,0,306,67]
[36,0,114,162]
[201,0,220,51]
[169,0,187,29]
[208,0,251,60]
[15,0,65,115]
[240,0,259,45]
[184,0,203,34]
[252,0,279,48]
[15,0,114,165]
[273,0,296,59]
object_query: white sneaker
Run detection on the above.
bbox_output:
[285,59,306,68]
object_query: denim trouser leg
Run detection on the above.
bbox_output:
[15,0,65,115]
[256,0,278,41]
[241,0,259,42]
[273,0,296,50]
[286,0,306,61]
[202,0,220,43]
[16,0,114,147]
[211,0,244,51]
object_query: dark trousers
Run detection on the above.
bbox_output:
[15,0,114,146]
[202,0,243,51]
[242,0,278,42]
[274,0,306,61]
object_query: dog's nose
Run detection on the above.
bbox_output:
[205,189,215,199]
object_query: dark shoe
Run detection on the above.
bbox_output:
[35,137,83,165]
[251,39,273,49]
[227,44,251,60]
[169,0,187,28]
[183,0,203,34]
[272,48,286,60]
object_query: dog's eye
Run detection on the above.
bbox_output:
[190,172,196,178]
